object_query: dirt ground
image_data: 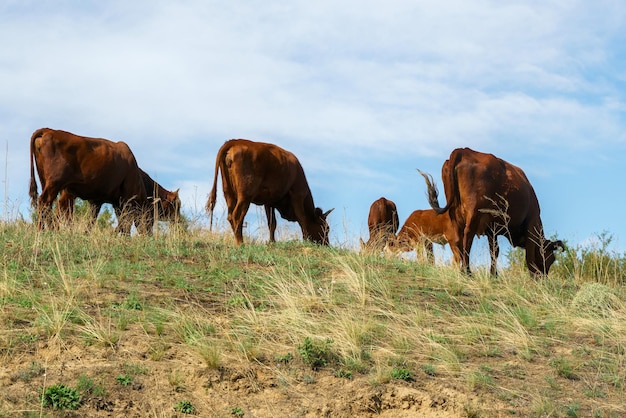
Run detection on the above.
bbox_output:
[1,326,512,418]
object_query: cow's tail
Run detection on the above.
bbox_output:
[29,128,47,208]
[207,141,228,231]
[419,150,462,215]
[418,170,445,214]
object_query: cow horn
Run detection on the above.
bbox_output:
[323,208,334,218]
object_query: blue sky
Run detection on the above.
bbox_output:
[2,1,626,261]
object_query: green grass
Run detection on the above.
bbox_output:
[1,221,626,416]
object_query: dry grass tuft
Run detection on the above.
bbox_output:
[571,282,625,318]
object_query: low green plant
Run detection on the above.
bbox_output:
[174,399,196,414]
[42,383,82,410]
[335,368,353,379]
[274,352,293,364]
[116,374,133,386]
[231,406,244,416]
[390,367,412,381]
[76,374,106,397]
[565,402,580,418]
[298,337,335,370]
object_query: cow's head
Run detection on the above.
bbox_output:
[150,189,181,222]
[383,232,412,255]
[527,238,565,276]
[362,233,394,254]
[308,207,334,245]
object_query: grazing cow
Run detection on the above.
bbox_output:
[206,139,333,245]
[56,168,181,231]
[29,128,151,234]
[139,168,181,223]
[360,197,399,252]
[386,209,452,263]
[420,148,563,275]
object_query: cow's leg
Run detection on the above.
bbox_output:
[265,205,277,242]
[446,226,465,272]
[135,204,153,236]
[461,225,476,275]
[425,241,435,264]
[231,200,251,245]
[37,186,61,230]
[88,203,103,228]
[114,205,133,235]
[487,227,499,276]
[222,194,238,235]
[113,206,123,234]
[413,241,422,263]
[289,196,311,241]
[56,190,75,227]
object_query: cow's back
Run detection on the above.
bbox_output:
[221,139,304,203]
[368,197,399,233]
[448,148,537,237]
[397,209,449,245]
[31,128,146,203]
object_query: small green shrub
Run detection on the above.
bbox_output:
[42,383,82,410]
[390,367,412,381]
[116,374,133,386]
[174,400,196,414]
[298,337,335,370]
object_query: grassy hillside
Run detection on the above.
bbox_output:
[1,221,625,417]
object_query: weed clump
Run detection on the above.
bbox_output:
[298,337,335,370]
[42,383,82,410]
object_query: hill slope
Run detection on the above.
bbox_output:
[1,224,625,417]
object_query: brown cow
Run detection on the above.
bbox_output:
[360,197,399,252]
[206,139,333,245]
[29,128,151,234]
[420,148,563,275]
[56,168,181,231]
[386,209,452,263]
